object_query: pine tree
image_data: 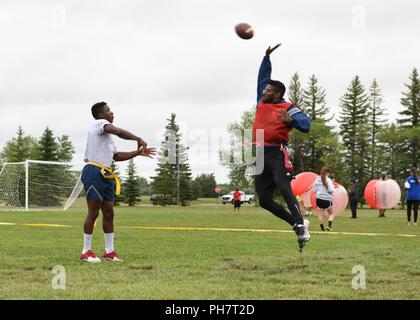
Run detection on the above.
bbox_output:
[303,75,330,121]
[57,135,75,162]
[300,75,331,171]
[0,126,38,162]
[124,159,140,206]
[398,68,420,165]
[37,127,59,161]
[368,79,387,178]
[177,144,193,206]
[287,73,307,172]
[399,68,420,128]
[338,76,370,182]
[151,114,193,206]
[31,127,61,207]
[288,72,304,108]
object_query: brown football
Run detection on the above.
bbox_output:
[235,23,254,40]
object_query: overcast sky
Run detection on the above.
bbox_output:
[1,0,419,183]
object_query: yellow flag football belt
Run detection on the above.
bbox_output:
[86,162,122,196]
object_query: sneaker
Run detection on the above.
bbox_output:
[326,227,333,231]
[80,250,101,263]
[103,251,123,262]
[293,224,308,251]
[304,211,312,217]
[408,222,411,226]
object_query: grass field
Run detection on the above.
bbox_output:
[1,202,420,300]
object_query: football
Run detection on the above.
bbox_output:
[235,23,254,40]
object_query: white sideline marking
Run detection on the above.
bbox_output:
[0,222,418,238]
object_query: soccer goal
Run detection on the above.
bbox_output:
[0,160,85,211]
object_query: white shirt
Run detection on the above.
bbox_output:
[83,119,117,168]
[313,176,335,201]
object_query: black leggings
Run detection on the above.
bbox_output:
[255,148,303,227]
[407,200,419,222]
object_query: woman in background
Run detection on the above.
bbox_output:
[314,167,335,231]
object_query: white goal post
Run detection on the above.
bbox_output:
[0,160,84,211]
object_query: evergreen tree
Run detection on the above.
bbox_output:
[32,127,65,207]
[0,126,38,162]
[368,79,387,178]
[338,76,370,182]
[398,68,420,165]
[287,73,307,172]
[177,145,193,206]
[303,75,330,121]
[294,75,330,171]
[151,114,193,206]
[288,72,304,108]
[57,135,75,162]
[124,159,140,206]
[399,68,420,128]
[37,127,59,161]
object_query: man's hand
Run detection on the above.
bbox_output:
[266,43,281,56]
[278,109,293,123]
[137,147,156,159]
[137,139,147,150]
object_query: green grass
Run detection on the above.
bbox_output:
[0,205,419,300]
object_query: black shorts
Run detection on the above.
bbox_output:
[234,200,241,208]
[316,198,333,210]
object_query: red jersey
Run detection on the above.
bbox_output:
[233,191,241,201]
[252,101,294,146]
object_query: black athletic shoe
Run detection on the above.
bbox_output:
[293,224,307,251]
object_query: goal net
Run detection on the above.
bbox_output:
[0,160,85,211]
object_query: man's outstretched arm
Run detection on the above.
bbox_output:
[113,147,156,162]
[104,123,147,150]
[257,44,281,103]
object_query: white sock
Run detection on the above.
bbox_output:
[104,233,115,254]
[83,233,93,254]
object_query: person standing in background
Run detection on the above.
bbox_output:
[378,175,388,218]
[405,167,420,226]
[233,188,242,213]
[348,179,358,219]
[314,167,335,231]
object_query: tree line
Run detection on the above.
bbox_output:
[0,123,218,207]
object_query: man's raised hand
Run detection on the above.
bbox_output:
[266,43,282,56]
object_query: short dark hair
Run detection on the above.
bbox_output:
[268,80,286,98]
[91,101,107,119]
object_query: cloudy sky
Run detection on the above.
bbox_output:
[1,0,419,183]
